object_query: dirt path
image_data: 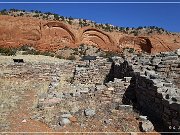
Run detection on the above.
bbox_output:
[7,89,54,133]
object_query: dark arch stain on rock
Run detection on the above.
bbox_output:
[44,22,77,43]
[81,27,114,45]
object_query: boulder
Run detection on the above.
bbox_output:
[140,120,154,132]
[84,109,96,116]
[59,118,71,126]
[151,58,161,65]
[176,49,180,56]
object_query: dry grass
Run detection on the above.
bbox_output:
[0,54,67,64]
[0,54,74,131]
[0,78,29,130]
[0,77,51,131]
[32,81,50,108]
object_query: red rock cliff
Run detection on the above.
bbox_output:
[0,15,180,53]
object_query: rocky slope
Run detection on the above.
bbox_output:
[0,12,180,54]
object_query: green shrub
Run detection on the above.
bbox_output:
[21,51,29,55]
[128,48,135,53]
[56,55,64,59]
[54,14,59,20]
[73,51,79,55]
[19,13,24,16]
[64,46,69,50]
[66,19,73,25]
[100,51,119,58]
[19,46,56,57]
[44,12,53,15]
[19,45,31,51]
[67,55,76,60]
[43,15,48,19]
[72,48,78,52]
[21,49,40,55]
[133,31,138,36]
[60,16,65,21]
[174,39,179,43]
[29,50,41,55]
[0,9,8,15]
[123,47,134,53]
[21,49,55,56]
[10,9,19,12]
[40,51,54,57]
[33,14,39,18]
[95,48,101,53]
[0,48,17,56]
[34,10,41,13]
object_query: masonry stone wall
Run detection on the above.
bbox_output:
[110,50,180,131]
[73,57,112,85]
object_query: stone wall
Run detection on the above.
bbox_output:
[73,57,112,85]
[109,50,180,131]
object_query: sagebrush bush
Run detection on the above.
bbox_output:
[67,55,76,60]
[0,48,16,56]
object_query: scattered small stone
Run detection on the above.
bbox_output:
[22,119,27,123]
[118,105,133,111]
[103,119,111,125]
[107,87,114,91]
[139,115,147,121]
[80,123,85,128]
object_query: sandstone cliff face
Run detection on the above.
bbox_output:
[0,15,180,53]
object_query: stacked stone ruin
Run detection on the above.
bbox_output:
[0,49,179,132]
[110,49,180,131]
[70,50,179,131]
[73,57,112,85]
